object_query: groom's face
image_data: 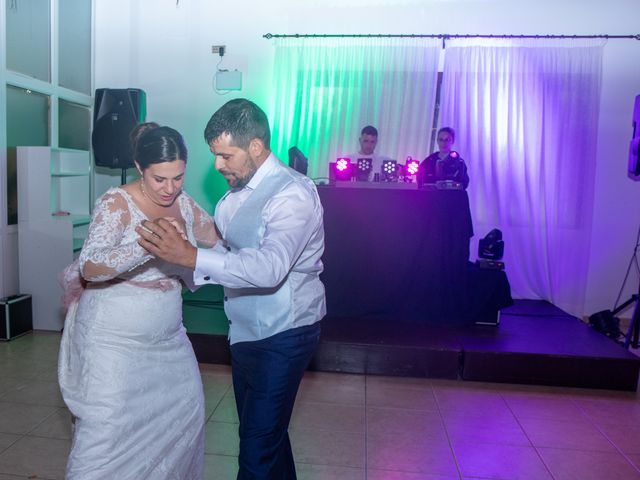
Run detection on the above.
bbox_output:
[210,133,259,190]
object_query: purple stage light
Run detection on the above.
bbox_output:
[336,157,350,171]
[382,160,396,174]
[356,158,373,181]
[381,159,398,182]
[330,157,352,181]
[405,158,420,176]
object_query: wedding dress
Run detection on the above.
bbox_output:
[58,187,216,479]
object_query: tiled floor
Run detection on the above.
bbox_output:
[2,332,640,479]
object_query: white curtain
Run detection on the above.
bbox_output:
[270,37,441,179]
[440,38,605,316]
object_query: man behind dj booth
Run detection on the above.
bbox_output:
[419,126,469,189]
[346,125,393,181]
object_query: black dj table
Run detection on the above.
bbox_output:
[318,183,510,323]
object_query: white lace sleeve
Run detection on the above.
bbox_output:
[183,194,219,248]
[79,190,153,282]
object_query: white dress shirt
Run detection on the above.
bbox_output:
[194,153,326,343]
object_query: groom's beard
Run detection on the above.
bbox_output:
[221,155,258,190]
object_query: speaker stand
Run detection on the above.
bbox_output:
[121,168,127,186]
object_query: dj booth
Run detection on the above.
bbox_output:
[317,182,511,324]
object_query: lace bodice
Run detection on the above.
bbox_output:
[79,187,216,283]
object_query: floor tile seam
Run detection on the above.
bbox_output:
[431,381,464,480]
[364,465,464,478]
[285,424,366,436]
[204,420,239,430]
[579,403,640,422]
[17,432,70,442]
[206,418,238,425]
[300,379,367,387]
[570,394,640,458]
[513,433,622,452]
[0,432,24,456]
[453,437,558,480]
[0,400,66,409]
[438,410,519,422]
[582,415,640,475]
[0,360,49,368]
[0,473,57,480]
[448,439,539,450]
[364,375,369,480]
[289,425,366,435]
[203,452,238,458]
[364,462,461,478]
[530,442,634,455]
[507,413,597,423]
[366,404,441,413]
[294,460,364,470]
[533,444,640,478]
[25,407,67,437]
[293,454,367,470]
[296,400,366,408]
[200,378,233,385]
[294,399,366,408]
[365,405,442,415]
[0,400,59,416]
[500,393,550,436]
[500,394,589,407]
[565,396,607,424]
[204,384,232,423]
[200,377,233,389]
[574,397,640,410]
[0,374,40,382]
[198,366,233,372]
[202,389,233,397]
[4,376,64,389]
[368,384,435,393]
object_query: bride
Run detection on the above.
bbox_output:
[58,123,218,479]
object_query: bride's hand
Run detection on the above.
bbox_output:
[163,217,188,241]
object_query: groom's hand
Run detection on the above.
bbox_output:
[136,218,197,269]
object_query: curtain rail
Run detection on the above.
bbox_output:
[263,33,640,40]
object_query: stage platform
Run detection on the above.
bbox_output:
[184,291,640,391]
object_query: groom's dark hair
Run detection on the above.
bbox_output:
[204,98,271,151]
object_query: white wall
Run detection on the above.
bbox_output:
[0,0,7,298]
[93,0,640,317]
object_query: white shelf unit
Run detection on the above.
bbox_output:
[17,147,92,331]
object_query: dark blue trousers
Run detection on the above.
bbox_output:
[230,322,321,480]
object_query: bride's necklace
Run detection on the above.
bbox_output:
[139,179,155,203]
[138,179,179,217]
[139,179,163,213]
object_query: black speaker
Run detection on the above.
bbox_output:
[92,88,146,169]
[478,229,504,260]
[288,146,308,175]
[588,310,621,339]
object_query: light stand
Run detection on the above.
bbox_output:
[619,287,640,349]
[615,226,640,349]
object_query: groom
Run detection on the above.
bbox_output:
[137,98,326,479]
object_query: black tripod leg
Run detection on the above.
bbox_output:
[624,296,640,349]
[632,298,640,349]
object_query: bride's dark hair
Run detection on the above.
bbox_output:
[130,122,188,170]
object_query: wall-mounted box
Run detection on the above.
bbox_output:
[215,70,242,91]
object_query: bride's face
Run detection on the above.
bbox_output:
[138,159,186,207]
